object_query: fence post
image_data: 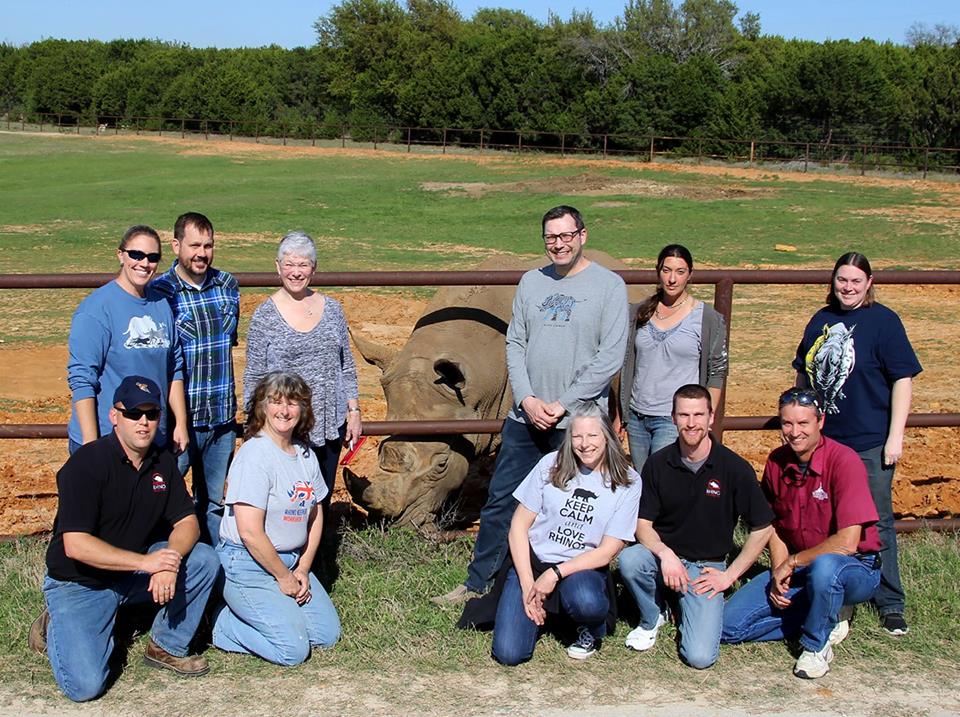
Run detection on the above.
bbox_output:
[283,124,287,146]
[603,134,608,159]
[749,140,755,165]
[518,131,522,153]
[479,128,484,154]
[39,115,44,133]
[649,135,654,162]
[804,143,810,173]
[229,121,233,141]
[204,120,208,141]
[923,147,929,179]
[180,117,185,139]
[76,119,80,135]
[712,277,735,441]
[860,144,866,176]
[560,132,565,158]
[374,127,379,151]
[255,123,259,143]
[442,128,447,154]
[311,123,316,148]
[22,115,26,131]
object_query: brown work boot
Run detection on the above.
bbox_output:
[143,638,210,677]
[28,609,50,656]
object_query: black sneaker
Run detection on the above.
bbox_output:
[881,613,909,637]
[566,626,598,660]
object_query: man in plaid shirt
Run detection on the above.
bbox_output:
[149,212,240,544]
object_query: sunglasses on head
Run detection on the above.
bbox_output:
[778,388,821,411]
[117,406,161,421]
[123,249,162,263]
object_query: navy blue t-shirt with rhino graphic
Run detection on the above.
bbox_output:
[793,302,921,452]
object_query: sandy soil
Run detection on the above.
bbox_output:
[1,282,957,536]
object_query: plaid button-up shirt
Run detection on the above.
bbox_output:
[149,263,239,428]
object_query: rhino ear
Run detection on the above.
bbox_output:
[434,359,465,390]
[349,327,397,373]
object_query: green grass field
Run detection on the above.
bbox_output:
[1,131,959,713]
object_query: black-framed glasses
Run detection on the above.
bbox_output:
[543,229,582,245]
[778,388,821,411]
[117,406,161,421]
[123,249,162,263]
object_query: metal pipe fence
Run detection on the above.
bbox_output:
[6,112,960,178]
[3,268,959,530]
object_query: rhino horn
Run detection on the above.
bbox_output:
[349,327,398,372]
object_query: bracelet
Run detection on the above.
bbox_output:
[550,565,563,581]
[347,407,361,414]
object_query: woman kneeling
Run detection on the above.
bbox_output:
[213,371,340,665]
[492,406,642,665]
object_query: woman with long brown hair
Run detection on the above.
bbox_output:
[212,371,340,665]
[618,244,728,471]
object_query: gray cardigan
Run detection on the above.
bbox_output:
[618,301,729,420]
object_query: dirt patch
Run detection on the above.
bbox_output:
[420,173,767,201]
[850,205,960,233]
[1,284,958,536]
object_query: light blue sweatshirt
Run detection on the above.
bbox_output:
[67,280,184,446]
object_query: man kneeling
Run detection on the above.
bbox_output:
[619,384,774,669]
[721,388,882,679]
[29,376,219,701]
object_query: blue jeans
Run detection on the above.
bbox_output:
[178,422,237,545]
[212,542,340,666]
[491,567,609,666]
[465,419,565,593]
[625,411,678,473]
[721,553,881,652]
[619,543,725,669]
[858,445,904,615]
[42,542,219,702]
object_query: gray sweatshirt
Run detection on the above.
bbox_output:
[506,261,628,427]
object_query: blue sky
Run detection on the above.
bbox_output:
[3,0,958,48]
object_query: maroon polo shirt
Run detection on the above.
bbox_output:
[762,435,881,554]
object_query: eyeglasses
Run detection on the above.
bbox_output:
[117,406,161,421]
[123,249,162,263]
[543,230,582,245]
[778,388,821,412]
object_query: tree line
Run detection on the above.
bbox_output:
[2,0,959,150]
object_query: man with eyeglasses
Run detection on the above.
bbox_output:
[28,376,219,702]
[434,205,628,604]
[721,388,882,680]
[149,212,240,544]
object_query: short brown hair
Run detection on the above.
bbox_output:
[672,384,712,414]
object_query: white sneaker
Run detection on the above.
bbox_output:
[794,644,834,679]
[828,619,849,646]
[624,614,666,652]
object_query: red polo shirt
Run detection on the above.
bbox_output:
[762,435,881,554]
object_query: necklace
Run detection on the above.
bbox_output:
[655,294,689,321]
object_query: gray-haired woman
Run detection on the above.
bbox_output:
[243,232,361,509]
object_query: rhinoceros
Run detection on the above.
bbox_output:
[345,250,637,528]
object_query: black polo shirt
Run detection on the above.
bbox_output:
[638,438,773,562]
[46,432,194,588]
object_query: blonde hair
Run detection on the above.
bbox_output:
[549,405,633,492]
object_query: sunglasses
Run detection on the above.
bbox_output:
[123,249,162,263]
[117,406,161,421]
[778,388,821,411]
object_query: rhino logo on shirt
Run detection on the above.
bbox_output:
[805,322,856,414]
[538,293,581,322]
[123,315,171,350]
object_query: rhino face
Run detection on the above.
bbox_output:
[349,437,472,524]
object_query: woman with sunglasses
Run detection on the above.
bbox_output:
[67,225,187,455]
[618,245,728,471]
[244,231,360,514]
[794,252,922,637]
[213,371,340,665]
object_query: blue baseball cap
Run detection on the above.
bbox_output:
[113,375,162,408]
